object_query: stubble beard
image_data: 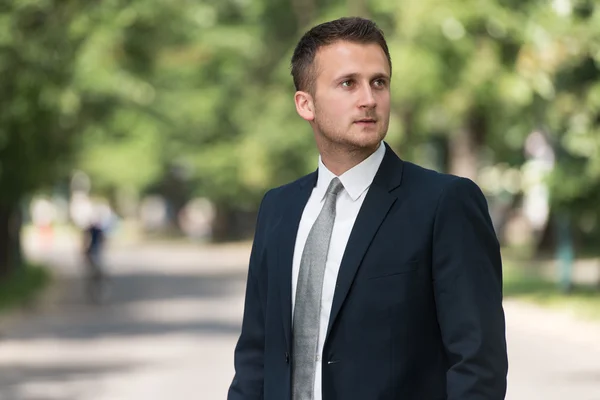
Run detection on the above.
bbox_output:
[313,111,387,156]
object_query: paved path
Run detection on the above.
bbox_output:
[0,241,599,399]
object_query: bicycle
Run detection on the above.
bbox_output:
[83,249,110,304]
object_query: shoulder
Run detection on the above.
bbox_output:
[401,161,476,194]
[401,161,487,209]
[255,171,316,217]
[263,171,316,203]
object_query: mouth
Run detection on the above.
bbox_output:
[354,118,377,125]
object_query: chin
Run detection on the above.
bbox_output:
[346,131,386,149]
[318,125,386,151]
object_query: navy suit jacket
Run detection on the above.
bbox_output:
[228,144,508,400]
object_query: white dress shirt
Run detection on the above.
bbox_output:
[291,141,386,400]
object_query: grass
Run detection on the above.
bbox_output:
[0,264,51,312]
[503,257,600,321]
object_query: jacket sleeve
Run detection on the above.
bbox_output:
[228,191,272,400]
[432,177,508,399]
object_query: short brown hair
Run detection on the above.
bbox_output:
[290,17,392,93]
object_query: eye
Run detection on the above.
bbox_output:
[373,78,388,88]
[341,80,354,88]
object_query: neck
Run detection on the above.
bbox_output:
[318,142,380,176]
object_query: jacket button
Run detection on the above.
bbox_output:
[285,352,290,364]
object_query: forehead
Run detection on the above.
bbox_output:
[313,41,390,81]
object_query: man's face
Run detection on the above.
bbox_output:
[309,40,391,151]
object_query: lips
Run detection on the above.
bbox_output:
[354,118,375,126]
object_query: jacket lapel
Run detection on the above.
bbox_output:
[277,172,316,350]
[326,144,404,339]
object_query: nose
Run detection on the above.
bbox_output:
[358,83,376,109]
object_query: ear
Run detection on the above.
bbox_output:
[294,91,315,121]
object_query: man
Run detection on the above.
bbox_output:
[229,17,508,400]
[83,219,105,273]
[82,216,109,303]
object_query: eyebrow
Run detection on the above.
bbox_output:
[334,72,390,82]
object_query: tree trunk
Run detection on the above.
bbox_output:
[448,127,479,180]
[448,112,486,181]
[535,213,556,258]
[291,0,315,30]
[211,203,235,243]
[0,203,22,280]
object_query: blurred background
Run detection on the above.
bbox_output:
[1,0,599,399]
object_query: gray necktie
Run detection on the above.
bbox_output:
[292,177,344,400]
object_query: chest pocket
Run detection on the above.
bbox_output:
[363,259,420,280]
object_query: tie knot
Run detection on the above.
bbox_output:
[326,177,344,197]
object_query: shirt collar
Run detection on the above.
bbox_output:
[315,141,386,202]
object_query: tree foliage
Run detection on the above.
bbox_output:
[1,0,599,260]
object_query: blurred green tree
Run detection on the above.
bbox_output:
[0,1,95,276]
[1,0,599,266]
